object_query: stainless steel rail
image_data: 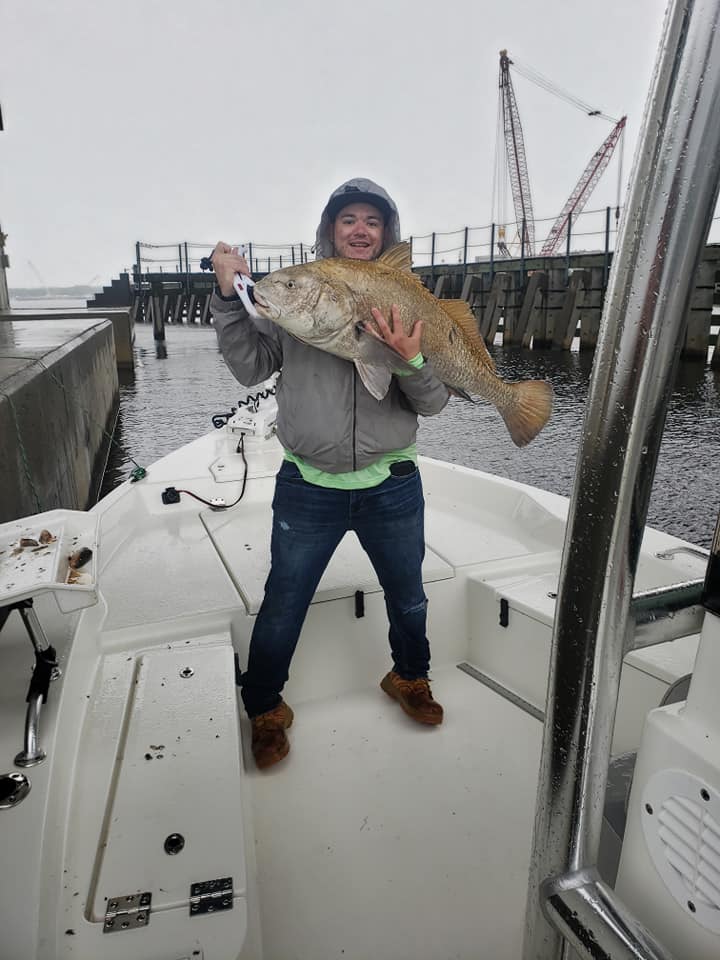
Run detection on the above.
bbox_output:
[628,580,705,651]
[522,0,720,957]
[17,601,55,660]
[14,693,47,768]
[542,870,671,960]
[4,601,61,768]
[629,581,704,623]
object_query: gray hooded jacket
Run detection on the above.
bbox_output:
[211,177,449,473]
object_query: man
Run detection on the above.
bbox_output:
[211,178,449,769]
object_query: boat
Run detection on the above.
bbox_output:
[2,1,720,957]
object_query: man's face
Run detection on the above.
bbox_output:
[331,202,385,260]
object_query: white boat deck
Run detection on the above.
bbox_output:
[0,429,707,959]
[246,664,542,960]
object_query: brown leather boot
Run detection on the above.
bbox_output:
[250,700,294,769]
[380,672,444,725]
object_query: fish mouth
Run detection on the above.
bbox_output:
[252,290,280,320]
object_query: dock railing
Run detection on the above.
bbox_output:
[134,204,720,279]
[135,206,624,278]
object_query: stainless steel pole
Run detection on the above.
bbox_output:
[523,1,720,957]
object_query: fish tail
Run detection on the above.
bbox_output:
[500,380,553,447]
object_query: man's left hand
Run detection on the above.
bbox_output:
[368,305,423,361]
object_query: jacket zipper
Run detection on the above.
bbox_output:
[352,367,357,471]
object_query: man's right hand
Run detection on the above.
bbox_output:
[212,242,251,297]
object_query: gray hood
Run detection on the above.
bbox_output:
[314,177,401,260]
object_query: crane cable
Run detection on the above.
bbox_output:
[615,124,626,218]
[510,57,619,124]
[491,92,508,232]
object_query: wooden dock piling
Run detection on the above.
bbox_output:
[420,244,719,362]
[553,269,588,350]
[514,271,546,348]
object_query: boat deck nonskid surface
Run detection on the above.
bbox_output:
[245,664,542,960]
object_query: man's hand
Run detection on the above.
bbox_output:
[211,242,251,297]
[368,305,423,361]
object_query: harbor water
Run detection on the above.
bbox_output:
[99,322,720,549]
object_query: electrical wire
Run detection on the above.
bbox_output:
[173,433,249,511]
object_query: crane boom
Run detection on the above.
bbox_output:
[539,116,626,256]
[499,50,535,255]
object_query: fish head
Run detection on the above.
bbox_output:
[253,266,356,347]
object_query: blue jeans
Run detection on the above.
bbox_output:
[241,460,430,718]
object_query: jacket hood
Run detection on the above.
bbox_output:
[315,177,401,260]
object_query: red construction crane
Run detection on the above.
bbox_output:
[539,117,626,255]
[498,50,535,256]
[494,51,624,259]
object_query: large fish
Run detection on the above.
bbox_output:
[250,242,553,446]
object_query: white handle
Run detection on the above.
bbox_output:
[232,244,260,318]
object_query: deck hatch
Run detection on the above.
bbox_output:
[87,638,247,920]
[202,506,453,614]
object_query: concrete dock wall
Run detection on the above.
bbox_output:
[0,307,135,370]
[0,318,119,523]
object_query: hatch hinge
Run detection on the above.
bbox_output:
[189,876,234,916]
[103,891,152,933]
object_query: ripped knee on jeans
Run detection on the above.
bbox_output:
[400,597,428,617]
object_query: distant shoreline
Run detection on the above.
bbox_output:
[9,287,101,300]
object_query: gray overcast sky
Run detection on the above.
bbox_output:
[1,0,671,287]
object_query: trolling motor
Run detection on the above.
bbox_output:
[201,244,260,319]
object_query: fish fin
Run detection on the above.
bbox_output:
[448,386,475,402]
[354,360,393,400]
[438,300,496,370]
[354,327,418,399]
[377,242,413,273]
[501,380,554,447]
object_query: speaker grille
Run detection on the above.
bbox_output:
[642,770,720,933]
[658,795,720,909]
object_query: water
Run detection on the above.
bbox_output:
[102,323,720,549]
